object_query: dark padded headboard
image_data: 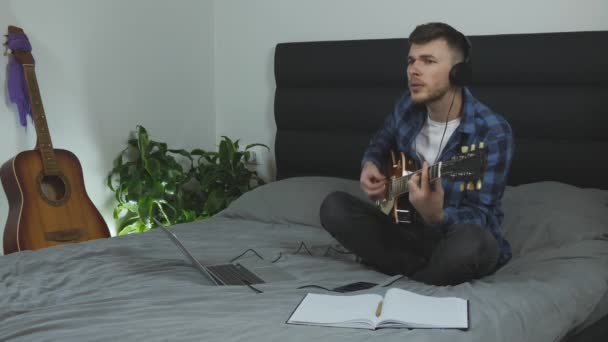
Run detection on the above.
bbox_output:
[274,31,608,190]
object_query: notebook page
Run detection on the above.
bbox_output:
[380,288,467,328]
[288,293,382,327]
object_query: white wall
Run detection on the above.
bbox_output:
[214,0,608,181]
[0,0,215,248]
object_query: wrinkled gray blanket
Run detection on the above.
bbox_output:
[1,179,607,342]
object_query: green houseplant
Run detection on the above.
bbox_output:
[107,126,267,235]
[191,136,267,217]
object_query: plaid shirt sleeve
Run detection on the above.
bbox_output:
[361,108,397,170]
[361,93,412,170]
[440,119,514,232]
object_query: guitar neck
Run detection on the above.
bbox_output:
[22,62,59,175]
[389,163,441,198]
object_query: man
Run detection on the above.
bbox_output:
[320,23,514,286]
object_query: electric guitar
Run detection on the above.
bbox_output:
[376,143,487,224]
[0,26,109,254]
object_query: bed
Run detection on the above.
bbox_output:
[1,31,608,341]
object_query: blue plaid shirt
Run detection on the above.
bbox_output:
[362,88,514,268]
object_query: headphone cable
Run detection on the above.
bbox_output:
[433,88,457,165]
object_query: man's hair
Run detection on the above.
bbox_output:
[408,22,468,62]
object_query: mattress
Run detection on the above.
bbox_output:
[1,177,607,341]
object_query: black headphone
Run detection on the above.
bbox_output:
[448,32,472,87]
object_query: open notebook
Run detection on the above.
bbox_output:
[287,287,469,330]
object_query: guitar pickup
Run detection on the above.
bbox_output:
[395,209,413,224]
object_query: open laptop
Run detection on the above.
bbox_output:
[155,219,293,286]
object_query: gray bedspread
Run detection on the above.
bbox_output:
[1,179,607,342]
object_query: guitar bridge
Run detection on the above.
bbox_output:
[45,228,84,242]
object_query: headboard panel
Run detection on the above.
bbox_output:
[274,31,608,189]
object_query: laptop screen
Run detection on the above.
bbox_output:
[155,222,220,285]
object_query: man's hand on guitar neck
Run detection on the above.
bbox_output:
[360,161,386,198]
[408,161,445,226]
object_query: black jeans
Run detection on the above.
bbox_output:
[320,191,500,286]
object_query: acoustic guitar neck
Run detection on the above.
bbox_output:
[9,26,59,176]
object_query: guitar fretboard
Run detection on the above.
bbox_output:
[389,163,441,199]
[23,64,59,175]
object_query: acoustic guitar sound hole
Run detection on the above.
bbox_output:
[38,174,71,205]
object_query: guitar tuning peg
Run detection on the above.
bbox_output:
[476,179,482,190]
[466,181,475,191]
[470,144,476,151]
[479,141,484,149]
[461,146,469,154]
[460,183,465,192]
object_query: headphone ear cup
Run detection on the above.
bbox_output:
[449,62,472,86]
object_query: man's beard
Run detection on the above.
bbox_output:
[411,83,451,105]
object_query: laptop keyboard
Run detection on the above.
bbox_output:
[207,263,264,285]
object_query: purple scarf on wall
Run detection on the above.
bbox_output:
[6,32,34,127]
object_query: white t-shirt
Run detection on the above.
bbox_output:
[413,115,461,165]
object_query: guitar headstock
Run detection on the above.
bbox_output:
[8,25,24,34]
[5,25,34,65]
[441,142,487,191]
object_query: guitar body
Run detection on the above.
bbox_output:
[1,149,109,254]
[376,145,486,224]
[378,151,419,224]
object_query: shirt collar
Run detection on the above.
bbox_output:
[409,87,477,135]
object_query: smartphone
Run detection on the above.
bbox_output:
[332,281,377,293]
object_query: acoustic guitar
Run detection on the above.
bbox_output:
[1,26,109,254]
[376,143,486,224]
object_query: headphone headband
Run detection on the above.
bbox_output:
[449,31,472,86]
